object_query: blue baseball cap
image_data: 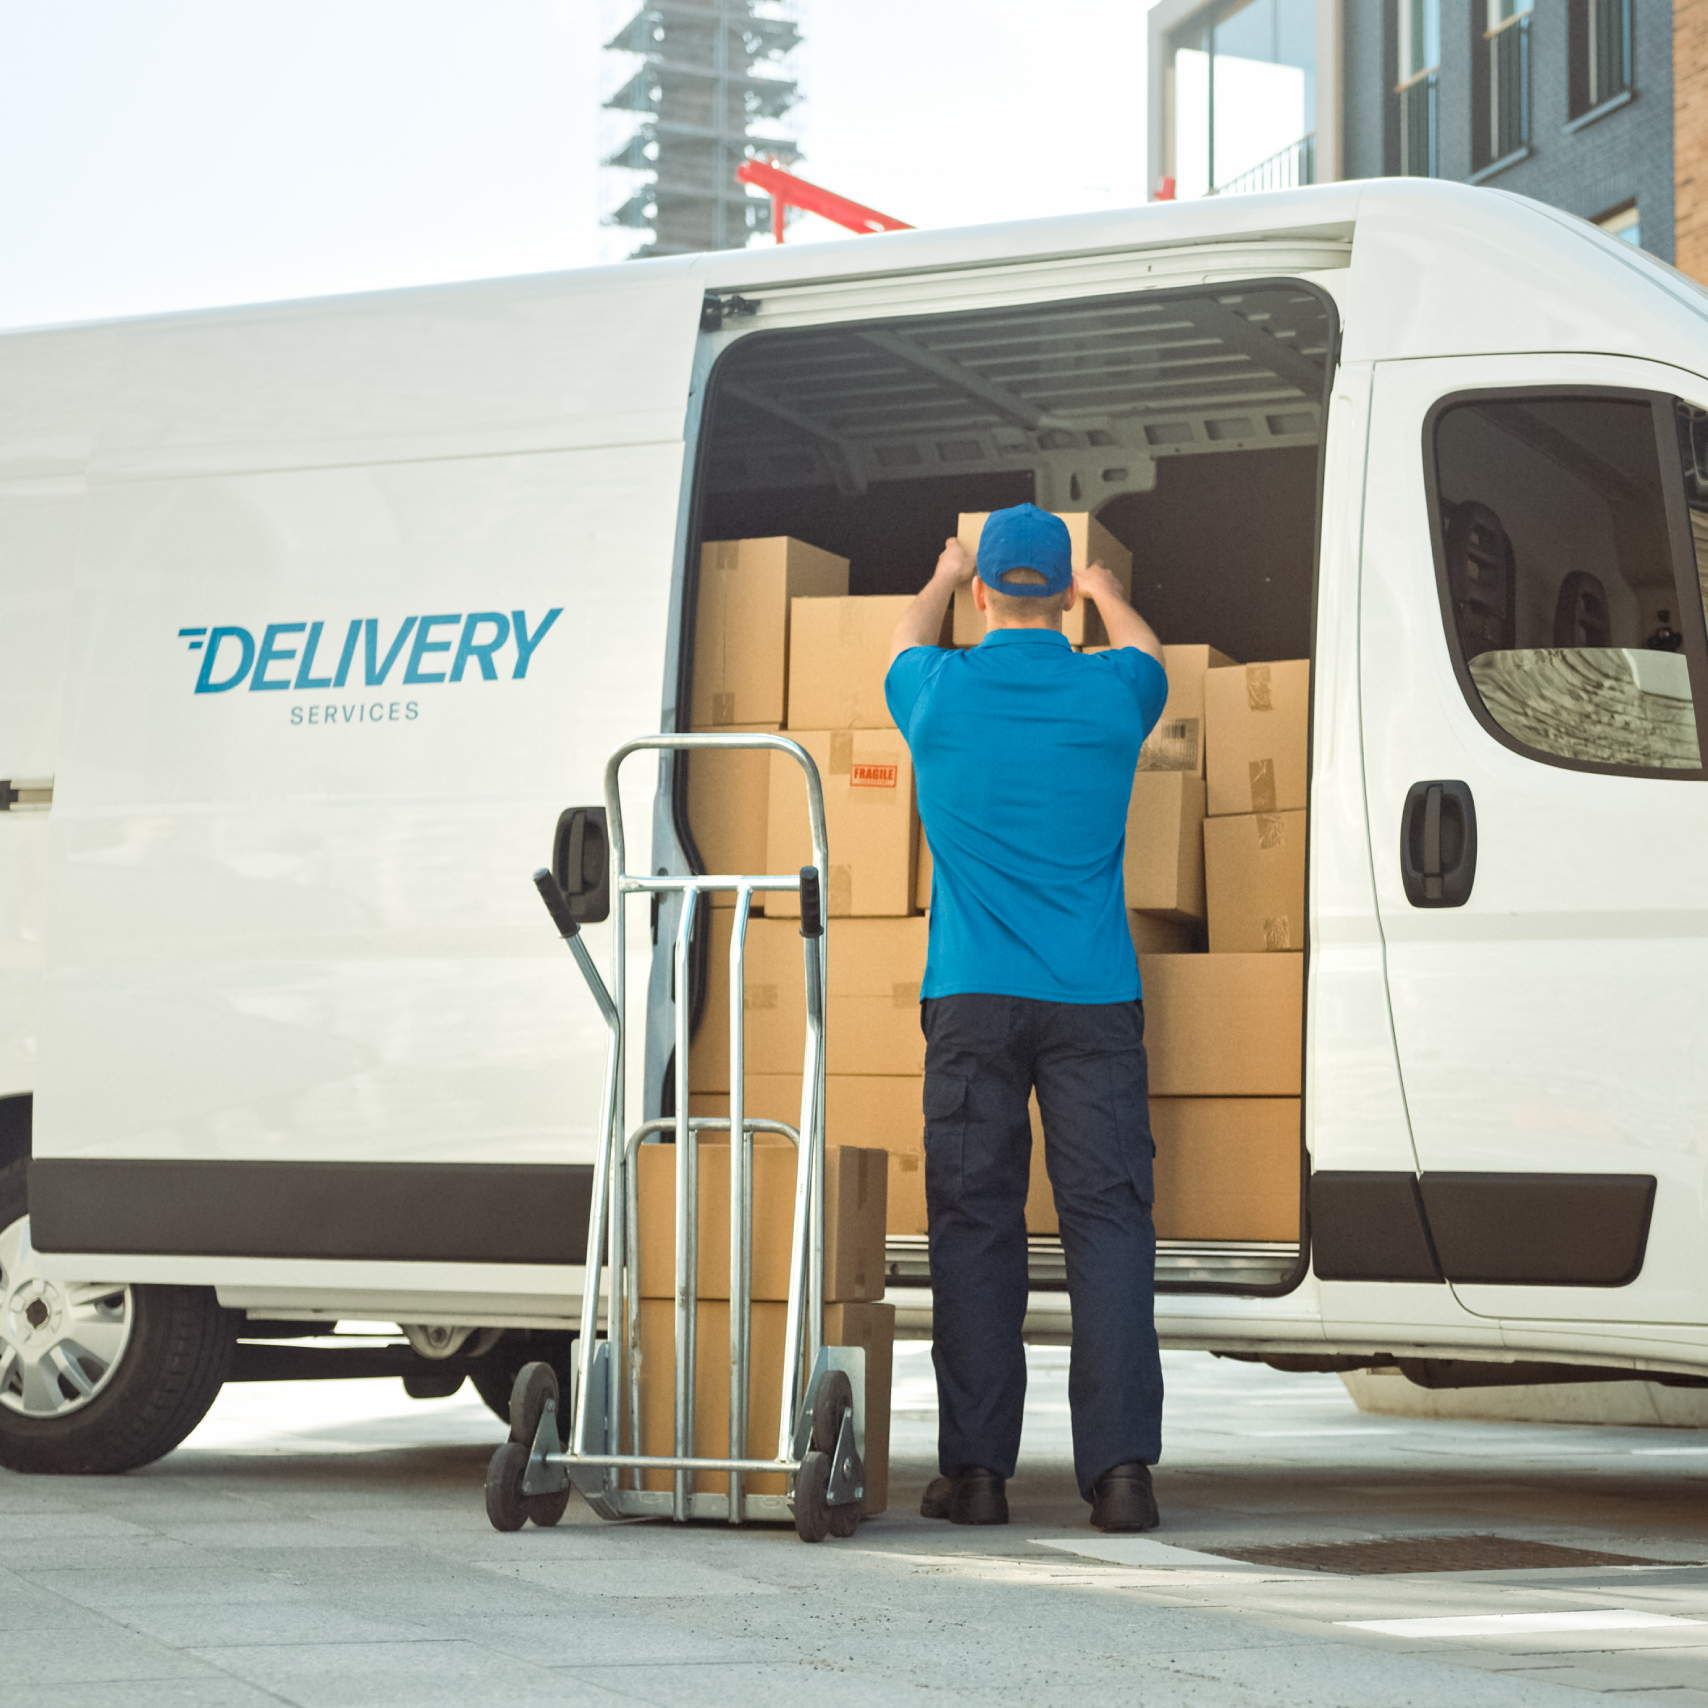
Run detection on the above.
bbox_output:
[976,503,1073,597]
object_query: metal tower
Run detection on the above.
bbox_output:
[604,1,801,257]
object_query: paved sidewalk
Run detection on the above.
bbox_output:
[4,1347,1707,1706]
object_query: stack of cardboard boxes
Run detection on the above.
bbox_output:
[635,1139,895,1509]
[1134,658,1309,1243]
[687,528,1309,1260]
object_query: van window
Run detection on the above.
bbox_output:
[1431,393,1706,774]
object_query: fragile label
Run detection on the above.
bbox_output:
[850,762,898,788]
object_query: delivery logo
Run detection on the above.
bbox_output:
[178,610,563,694]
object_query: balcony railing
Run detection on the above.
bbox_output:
[1397,69,1438,177]
[1208,132,1315,198]
[1487,13,1531,163]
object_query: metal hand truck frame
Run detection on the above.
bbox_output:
[485,734,866,1542]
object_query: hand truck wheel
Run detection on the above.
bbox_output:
[794,1450,832,1543]
[524,1482,572,1528]
[810,1369,853,1453]
[509,1361,560,1446]
[485,1440,531,1532]
[827,1497,861,1538]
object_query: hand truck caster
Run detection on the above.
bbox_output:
[485,1362,572,1532]
[794,1367,864,1543]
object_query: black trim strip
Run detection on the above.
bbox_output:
[1310,1171,1443,1282]
[1421,1171,1656,1288]
[28,1161,593,1266]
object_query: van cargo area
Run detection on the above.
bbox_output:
[681,283,1332,1301]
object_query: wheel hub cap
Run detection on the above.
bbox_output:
[0,1214,133,1418]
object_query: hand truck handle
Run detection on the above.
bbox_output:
[533,867,582,940]
[798,867,823,939]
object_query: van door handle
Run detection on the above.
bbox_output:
[1400,780,1477,907]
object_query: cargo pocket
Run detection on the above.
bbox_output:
[922,1073,968,1207]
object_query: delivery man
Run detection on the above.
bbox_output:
[885,503,1168,1532]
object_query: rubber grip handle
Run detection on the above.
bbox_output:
[533,868,581,939]
[798,866,823,939]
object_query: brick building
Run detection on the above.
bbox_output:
[1148,0,1708,278]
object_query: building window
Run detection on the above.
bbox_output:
[1570,0,1633,118]
[1395,0,1440,179]
[1169,0,1317,199]
[1473,0,1532,174]
[1597,201,1641,247]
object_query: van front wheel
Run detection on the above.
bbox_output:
[0,1159,235,1474]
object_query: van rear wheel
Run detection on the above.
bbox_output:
[0,1159,236,1474]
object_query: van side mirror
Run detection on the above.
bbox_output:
[551,806,610,924]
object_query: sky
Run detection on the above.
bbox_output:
[0,1,1151,330]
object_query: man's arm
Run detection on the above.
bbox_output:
[889,538,975,666]
[1077,561,1163,665]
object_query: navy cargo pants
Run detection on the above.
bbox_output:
[922,993,1163,1499]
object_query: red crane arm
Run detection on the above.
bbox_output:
[735,159,912,242]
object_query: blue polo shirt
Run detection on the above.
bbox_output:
[886,629,1169,1004]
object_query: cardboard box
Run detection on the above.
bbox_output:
[1205,659,1310,817]
[691,1074,924,1155]
[1136,953,1303,1095]
[888,1147,927,1236]
[1204,810,1307,953]
[953,511,1133,648]
[689,902,737,1095]
[721,915,927,1077]
[638,1297,894,1509]
[636,1140,887,1303]
[1127,910,1197,956]
[687,728,779,877]
[915,828,933,913]
[691,537,849,729]
[1123,771,1206,921]
[787,596,946,731]
[1151,1098,1301,1241]
[1141,644,1238,775]
[765,730,916,917]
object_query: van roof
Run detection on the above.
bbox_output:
[696,178,1708,375]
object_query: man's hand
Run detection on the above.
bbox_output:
[934,537,977,592]
[1075,560,1123,610]
[890,536,970,665]
[1075,560,1164,664]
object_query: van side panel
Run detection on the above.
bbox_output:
[24,266,706,1285]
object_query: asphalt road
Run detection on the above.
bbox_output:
[4,1346,1708,1707]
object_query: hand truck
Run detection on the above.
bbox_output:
[484,733,867,1543]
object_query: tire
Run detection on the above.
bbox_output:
[525,1483,572,1528]
[470,1330,577,1423]
[794,1449,831,1544]
[828,1497,861,1538]
[811,1369,853,1454]
[0,1159,236,1474]
[486,1440,529,1532]
[509,1361,560,1447]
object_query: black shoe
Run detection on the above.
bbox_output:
[1089,1462,1158,1533]
[920,1469,1008,1524]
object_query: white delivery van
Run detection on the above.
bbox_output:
[6,177,1708,1474]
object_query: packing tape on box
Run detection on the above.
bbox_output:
[828,865,853,914]
[1249,759,1279,814]
[1246,664,1274,711]
[891,981,920,1008]
[1263,915,1294,951]
[830,732,854,774]
[1138,716,1199,773]
[745,983,779,1011]
[713,691,736,723]
[1255,811,1285,849]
